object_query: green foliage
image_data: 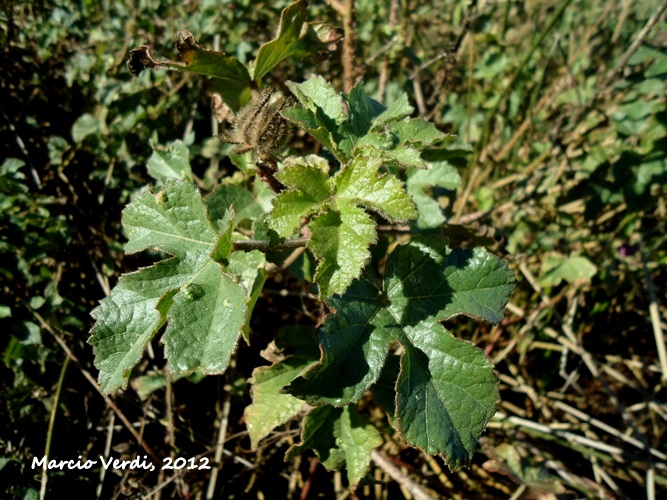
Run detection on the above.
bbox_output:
[0,158,72,389]
[283,77,453,165]
[252,0,341,81]
[286,404,383,486]
[539,253,597,287]
[285,238,513,468]
[14,0,666,497]
[269,76,453,297]
[406,161,462,229]
[269,153,417,297]
[127,1,341,111]
[89,180,264,392]
[146,140,194,183]
[244,326,319,449]
[88,35,514,475]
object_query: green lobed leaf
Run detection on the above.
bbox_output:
[308,202,377,298]
[367,144,429,169]
[244,326,319,449]
[269,155,419,298]
[335,156,417,222]
[539,253,597,287]
[284,237,515,468]
[286,405,382,487]
[285,76,449,168]
[286,76,346,124]
[89,262,176,393]
[283,77,348,161]
[270,156,332,237]
[387,119,448,148]
[89,180,253,392]
[162,260,247,374]
[353,120,449,169]
[146,140,193,183]
[386,237,515,324]
[246,360,308,449]
[395,320,498,466]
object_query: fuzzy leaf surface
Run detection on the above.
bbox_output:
[308,202,377,298]
[270,156,331,237]
[284,76,450,169]
[89,180,252,393]
[269,156,417,297]
[335,156,417,222]
[285,237,515,468]
[283,77,348,160]
[354,119,451,169]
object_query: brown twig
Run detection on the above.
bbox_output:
[206,387,233,499]
[341,0,357,91]
[639,237,667,382]
[39,356,70,500]
[371,449,435,500]
[300,457,320,500]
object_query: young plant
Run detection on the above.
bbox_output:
[89,1,515,486]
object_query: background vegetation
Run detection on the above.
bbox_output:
[1,0,666,498]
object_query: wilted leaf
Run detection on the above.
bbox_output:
[127,31,251,110]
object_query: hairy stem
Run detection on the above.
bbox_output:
[233,237,309,252]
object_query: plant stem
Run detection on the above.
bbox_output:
[342,0,356,91]
[370,449,435,500]
[233,237,309,252]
